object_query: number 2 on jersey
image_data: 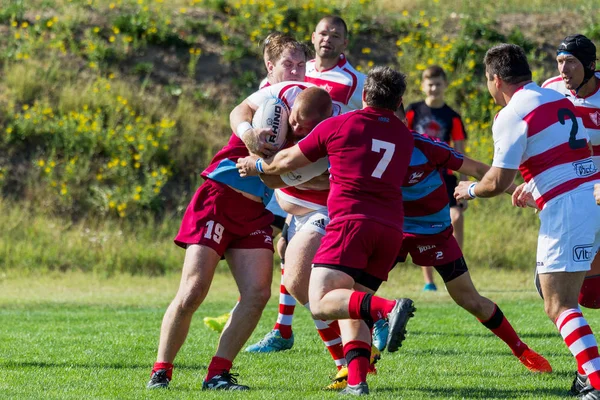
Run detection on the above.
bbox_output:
[371,139,396,178]
[557,108,587,150]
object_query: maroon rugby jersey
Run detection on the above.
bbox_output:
[298,107,414,230]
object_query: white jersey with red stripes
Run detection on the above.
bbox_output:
[247,80,330,209]
[248,80,314,111]
[542,72,600,168]
[492,82,600,210]
[305,54,365,115]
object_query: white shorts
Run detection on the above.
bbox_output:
[536,187,600,274]
[288,209,329,240]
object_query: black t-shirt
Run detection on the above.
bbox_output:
[406,101,467,145]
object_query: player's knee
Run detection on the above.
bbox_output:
[240,286,271,310]
[579,276,600,309]
[543,300,562,321]
[311,307,327,321]
[454,294,484,314]
[177,287,207,313]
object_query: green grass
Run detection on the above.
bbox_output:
[1,269,597,399]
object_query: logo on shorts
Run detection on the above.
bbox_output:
[435,251,444,260]
[311,218,327,230]
[417,244,436,253]
[264,235,272,244]
[408,171,424,184]
[536,261,544,267]
[572,159,597,177]
[573,244,594,262]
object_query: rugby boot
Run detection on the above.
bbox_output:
[202,371,249,391]
[518,348,552,373]
[386,298,416,353]
[203,312,230,333]
[423,282,437,291]
[147,369,169,389]
[570,371,590,396]
[580,387,600,400]
[324,367,348,390]
[368,345,380,374]
[372,319,389,351]
[245,329,294,353]
[340,382,369,396]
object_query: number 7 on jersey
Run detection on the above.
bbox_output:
[371,139,396,178]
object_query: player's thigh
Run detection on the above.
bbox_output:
[309,266,356,302]
[175,244,222,304]
[225,247,274,303]
[285,230,323,279]
[538,271,586,311]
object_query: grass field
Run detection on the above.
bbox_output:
[2,267,598,399]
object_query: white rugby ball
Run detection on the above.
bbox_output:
[252,97,289,151]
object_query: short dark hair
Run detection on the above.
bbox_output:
[318,15,348,38]
[364,66,406,110]
[483,43,532,84]
[422,65,447,81]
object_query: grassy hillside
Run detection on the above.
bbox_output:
[0,0,597,272]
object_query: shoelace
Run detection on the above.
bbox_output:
[151,370,168,382]
[219,371,240,384]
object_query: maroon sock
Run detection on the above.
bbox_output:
[152,362,173,380]
[479,305,528,357]
[348,292,396,322]
[205,356,232,381]
[344,340,371,385]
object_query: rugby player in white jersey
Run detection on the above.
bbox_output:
[455,43,600,400]
[541,36,600,340]
[146,36,316,392]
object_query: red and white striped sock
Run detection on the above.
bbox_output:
[306,303,346,369]
[556,308,600,389]
[273,267,295,339]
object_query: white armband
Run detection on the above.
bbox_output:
[281,157,329,187]
[235,121,253,138]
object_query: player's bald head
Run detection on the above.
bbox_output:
[295,87,333,121]
[288,87,333,139]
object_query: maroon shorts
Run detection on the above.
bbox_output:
[312,218,403,282]
[396,227,463,266]
[174,179,274,256]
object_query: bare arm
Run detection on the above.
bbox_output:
[229,99,278,156]
[237,145,312,177]
[454,166,518,201]
[458,157,521,196]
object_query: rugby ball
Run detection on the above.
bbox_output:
[252,97,289,151]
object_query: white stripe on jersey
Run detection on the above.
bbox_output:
[543,72,600,166]
[493,82,599,208]
[523,116,585,162]
[276,188,327,211]
[528,159,596,199]
[305,54,366,114]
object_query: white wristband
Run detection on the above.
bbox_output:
[255,158,265,174]
[467,182,477,199]
[235,121,253,138]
